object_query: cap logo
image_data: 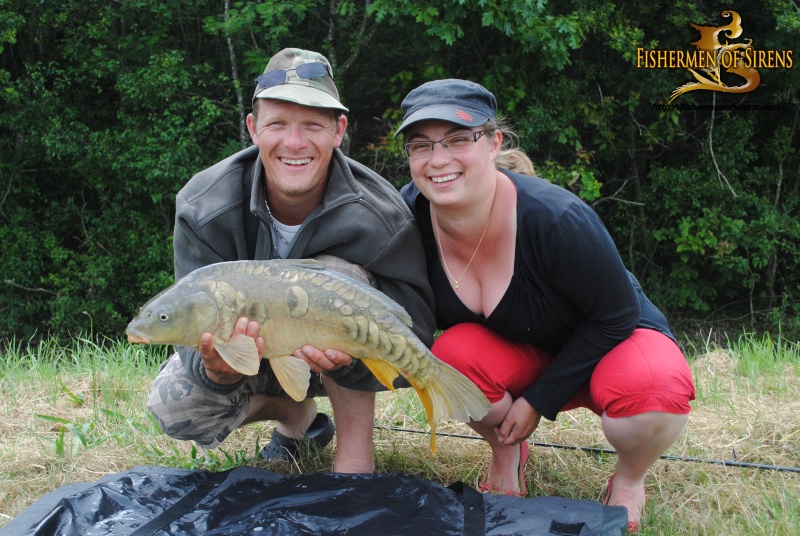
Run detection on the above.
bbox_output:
[455,110,473,122]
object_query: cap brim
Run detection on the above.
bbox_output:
[394,105,490,137]
[254,84,348,112]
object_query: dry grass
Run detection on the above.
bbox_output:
[1,339,798,534]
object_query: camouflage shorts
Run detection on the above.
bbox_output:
[147,352,329,449]
[146,255,376,449]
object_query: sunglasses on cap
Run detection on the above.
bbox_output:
[255,62,329,90]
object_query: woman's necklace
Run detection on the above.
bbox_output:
[432,187,496,291]
[264,194,290,258]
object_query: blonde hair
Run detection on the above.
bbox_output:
[484,116,535,175]
[496,149,535,175]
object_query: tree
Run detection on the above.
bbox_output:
[1,0,798,342]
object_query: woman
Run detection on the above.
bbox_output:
[397,79,695,531]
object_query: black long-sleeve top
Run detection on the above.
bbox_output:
[401,169,675,420]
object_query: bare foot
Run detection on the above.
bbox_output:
[605,474,645,529]
[479,442,528,495]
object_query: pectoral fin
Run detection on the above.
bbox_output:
[361,357,399,392]
[270,355,311,402]
[214,335,260,376]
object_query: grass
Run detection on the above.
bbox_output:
[1,333,798,534]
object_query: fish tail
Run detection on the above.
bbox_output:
[414,360,492,453]
[413,385,437,454]
[430,360,492,423]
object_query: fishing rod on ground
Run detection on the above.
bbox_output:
[375,426,800,474]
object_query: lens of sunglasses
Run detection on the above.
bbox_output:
[256,62,329,90]
[256,70,288,89]
[295,62,328,79]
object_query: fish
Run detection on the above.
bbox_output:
[126,259,491,453]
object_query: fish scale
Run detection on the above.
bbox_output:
[126,259,491,453]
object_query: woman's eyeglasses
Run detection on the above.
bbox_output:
[255,62,329,90]
[403,130,487,159]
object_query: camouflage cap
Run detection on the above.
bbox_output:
[394,79,496,136]
[253,48,348,112]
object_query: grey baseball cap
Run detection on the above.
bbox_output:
[395,79,496,136]
[253,48,348,112]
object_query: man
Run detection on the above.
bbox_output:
[147,48,435,474]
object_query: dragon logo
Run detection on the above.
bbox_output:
[669,10,759,103]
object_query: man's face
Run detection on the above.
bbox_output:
[247,99,347,210]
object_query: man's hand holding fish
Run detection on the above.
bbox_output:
[294,345,354,375]
[200,317,265,385]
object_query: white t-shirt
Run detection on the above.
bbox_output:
[270,218,300,258]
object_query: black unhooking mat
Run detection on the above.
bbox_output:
[1,466,628,536]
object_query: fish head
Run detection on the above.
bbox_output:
[126,285,220,346]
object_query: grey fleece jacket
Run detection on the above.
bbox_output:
[173,145,436,394]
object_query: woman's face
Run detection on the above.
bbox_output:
[404,119,501,208]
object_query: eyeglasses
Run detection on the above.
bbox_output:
[255,62,329,90]
[403,130,487,159]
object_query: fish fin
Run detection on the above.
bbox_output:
[214,335,260,376]
[270,355,311,402]
[412,384,438,454]
[389,309,414,329]
[272,258,327,271]
[433,360,492,422]
[360,357,399,392]
[417,358,492,454]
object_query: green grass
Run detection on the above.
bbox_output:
[1,333,798,534]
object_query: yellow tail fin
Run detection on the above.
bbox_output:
[426,359,491,428]
[413,385,438,454]
[363,354,491,455]
[415,359,491,454]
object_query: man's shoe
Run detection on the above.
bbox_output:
[261,412,335,462]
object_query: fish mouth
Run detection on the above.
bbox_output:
[125,329,150,344]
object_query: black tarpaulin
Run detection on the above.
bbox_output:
[2,466,628,535]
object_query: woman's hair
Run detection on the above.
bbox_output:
[495,149,535,176]
[484,116,536,176]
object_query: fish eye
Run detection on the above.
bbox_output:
[157,309,170,322]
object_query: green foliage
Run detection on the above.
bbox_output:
[1,0,798,341]
[538,150,602,202]
[1,0,225,339]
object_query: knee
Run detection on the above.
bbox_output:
[591,330,696,417]
[591,381,695,419]
[602,411,689,449]
[146,377,195,440]
[147,385,239,448]
[432,323,545,403]
[147,369,229,444]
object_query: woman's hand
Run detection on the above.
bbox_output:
[495,397,542,445]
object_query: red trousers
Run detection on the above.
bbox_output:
[431,324,695,417]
